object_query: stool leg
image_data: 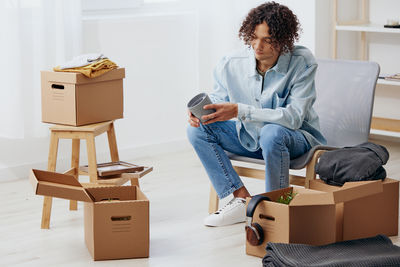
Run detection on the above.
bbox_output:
[69,139,80,210]
[42,132,59,229]
[130,178,140,188]
[86,133,98,183]
[107,122,120,162]
[130,179,139,187]
[107,122,137,186]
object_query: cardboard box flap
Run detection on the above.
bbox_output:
[41,68,125,85]
[30,169,93,202]
[85,186,137,202]
[309,179,383,203]
[332,180,383,202]
[289,190,335,206]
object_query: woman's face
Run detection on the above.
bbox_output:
[251,22,280,62]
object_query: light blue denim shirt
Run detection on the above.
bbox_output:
[209,45,326,152]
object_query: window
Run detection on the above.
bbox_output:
[82,0,183,19]
[4,0,41,8]
[82,0,144,11]
[82,0,178,11]
[144,0,178,3]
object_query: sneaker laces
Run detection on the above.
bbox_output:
[214,197,245,214]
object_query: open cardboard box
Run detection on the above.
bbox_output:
[246,180,383,258]
[41,68,125,126]
[310,178,399,241]
[30,169,149,261]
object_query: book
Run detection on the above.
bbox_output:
[80,161,145,177]
[379,73,400,82]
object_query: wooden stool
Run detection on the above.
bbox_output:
[41,120,137,229]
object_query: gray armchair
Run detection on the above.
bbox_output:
[209,59,380,213]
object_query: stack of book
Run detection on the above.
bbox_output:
[379,73,400,82]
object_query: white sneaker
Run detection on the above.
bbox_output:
[204,197,246,227]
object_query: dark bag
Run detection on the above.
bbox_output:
[315,142,389,186]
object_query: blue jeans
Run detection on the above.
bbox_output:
[186,121,311,199]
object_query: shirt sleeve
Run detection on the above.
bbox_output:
[237,63,317,130]
[208,57,230,104]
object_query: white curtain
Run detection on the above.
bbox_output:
[0,0,82,139]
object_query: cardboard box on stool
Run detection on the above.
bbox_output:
[310,178,399,241]
[41,68,125,126]
[245,181,382,258]
[29,169,149,260]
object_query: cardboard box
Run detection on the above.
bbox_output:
[41,68,125,126]
[310,178,399,241]
[29,169,149,260]
[245,181,382,258]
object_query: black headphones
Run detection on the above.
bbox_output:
[245,195,271,246]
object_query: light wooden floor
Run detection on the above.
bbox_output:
[1,137,400,267]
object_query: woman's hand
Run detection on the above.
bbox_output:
[202,103,238,125]
[187,110,200,128]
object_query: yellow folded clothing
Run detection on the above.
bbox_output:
[53,58,118,78]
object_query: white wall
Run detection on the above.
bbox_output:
[197,0,249,93]
[82,13,199,159]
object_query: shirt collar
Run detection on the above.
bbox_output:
[247,48,291,77]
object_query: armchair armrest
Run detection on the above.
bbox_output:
[304,149,327,188]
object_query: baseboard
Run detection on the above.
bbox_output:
[0,138,191,182]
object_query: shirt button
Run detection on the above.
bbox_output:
[256,76,260,81]
[246,143,250,147]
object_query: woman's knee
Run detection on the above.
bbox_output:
[259,124,289,149]
[186,125,206,145]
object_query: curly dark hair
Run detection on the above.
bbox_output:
[239,2,301,53]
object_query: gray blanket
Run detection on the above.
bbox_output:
[262,235,400,267]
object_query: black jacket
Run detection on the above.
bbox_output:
[315,142,389,186]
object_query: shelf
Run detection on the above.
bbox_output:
[336,24,400,34]
[371,117,400,133]
[377,79,400,86]
[370,129,400,139]
[370,118,400,139]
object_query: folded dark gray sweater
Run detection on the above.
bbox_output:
[263,235,400,267]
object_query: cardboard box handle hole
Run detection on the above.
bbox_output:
[51,84,64,90]
[259,214,275,221]
[101,198,120,201]
[111,216,132,221]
